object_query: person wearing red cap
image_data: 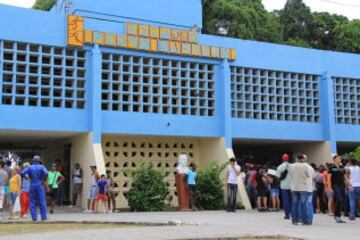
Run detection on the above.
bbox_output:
[277,153,292,220]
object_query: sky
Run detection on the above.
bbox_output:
[0,0,359,20]
[262,0,360,19]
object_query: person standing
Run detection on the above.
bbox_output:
[345,158,360,221]
[0,161,8,213]
[70,163,83,208]
[47,164,65,214]
[323,163,335,215]
[84,165,100,213]
[20,162,30,218]
[328,154,346,223]
[94,174,109,213]
[20,156,49,222]
[305,161,316,225]
[268,170,280,211]
[55,159,65,206]
[290,153,311,225]
[277,153,292,220]
[256,167,269,211]
[106,170,116,213]
[8,167,21,219]
[315,165,326,214]
[225,158,241,212]
[3,160,12,210]
[187,163,198,211]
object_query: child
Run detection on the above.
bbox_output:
[268,169,280,211]
[8,167,21,219]
[95,174,109,213]
[106,170,116,213]
[187,163,197,211]
[20,162,30,218]
[256,167,270,212]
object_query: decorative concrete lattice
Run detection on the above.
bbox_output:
[101,53,215,116]
[0,41,86,109]
[333,77,360,125]
[102,137,199,208]
[230,67,320,122]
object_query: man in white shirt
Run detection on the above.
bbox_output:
[225,158,241,212]
[345,158,360,220]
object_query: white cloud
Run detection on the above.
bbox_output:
[0,0,37,8]
[262,0,360,20]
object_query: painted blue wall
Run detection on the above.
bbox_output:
[1,1,360,147]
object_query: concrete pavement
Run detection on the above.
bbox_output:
[1,210,359,240]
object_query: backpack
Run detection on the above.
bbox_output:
[279,163,289,181]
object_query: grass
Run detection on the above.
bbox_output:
[0,223,131,236]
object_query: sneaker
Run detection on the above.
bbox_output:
[284,216,290,220]
[68,205,74,208]
[349,216,356,221]
[292,222,299,225]
[82,209,90,214]
[335,218,346,223]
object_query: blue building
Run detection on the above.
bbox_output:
[0,0,359,208]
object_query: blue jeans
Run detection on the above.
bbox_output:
[349,187,360,218]
[306,192,314,224]
[281,189,292,218]
[291,191,308,223]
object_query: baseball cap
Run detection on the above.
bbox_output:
[282,154,289,161]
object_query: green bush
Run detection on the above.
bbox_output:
[125,161,169,211]
[196,162,227,210]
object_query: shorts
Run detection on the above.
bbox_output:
[257,188,268,197]
[4,185,9,195]
[87,185,98,200]
[325,189,334,199]
[96,194,108,202]
[8,192,17,205]
[270,188,279,198]
[47,188,58,198]
[73,183,83,194]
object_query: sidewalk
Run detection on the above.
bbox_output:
[2,210,360,240]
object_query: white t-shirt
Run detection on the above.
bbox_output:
[73,168,83,184]
[348,165,360,187]
[227,164,241,184]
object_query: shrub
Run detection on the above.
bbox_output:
[126,161,169,211]
[196,161,227,210]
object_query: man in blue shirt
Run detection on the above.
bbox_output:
[187,163,197,211]
[20,156,48,221]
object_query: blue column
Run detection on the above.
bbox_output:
[88,45,102,143]
[220,59,232,148]
[0,41,3,104]
[320,72,337,153]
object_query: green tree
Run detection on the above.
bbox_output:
[309,12,348,50]
[334,20,360,54]
[33,0,56,11]
[202,0,283,43]
[278,0,313,44]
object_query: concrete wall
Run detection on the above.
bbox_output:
[289,141,333,165]
[69,133,106,208]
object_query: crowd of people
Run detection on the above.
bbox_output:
[239,153,360,225]
[2,151,360,226]
[0,155,123,221]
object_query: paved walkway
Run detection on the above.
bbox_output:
[2,210,360,240]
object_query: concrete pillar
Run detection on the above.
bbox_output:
[320,72,337,154]
[219,59,232,148]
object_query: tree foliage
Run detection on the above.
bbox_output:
[33,0,56,11]
[33,0,360,53]
[203,0,360,53]
[125,161,169,212]
[196,162,227,210]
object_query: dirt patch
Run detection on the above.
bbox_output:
[0,223,132,236]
